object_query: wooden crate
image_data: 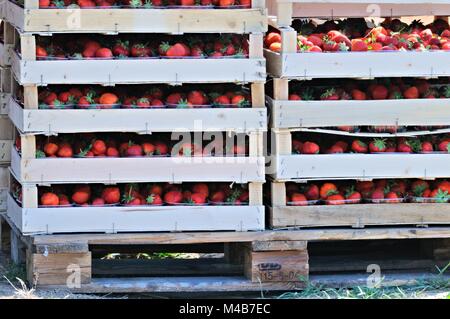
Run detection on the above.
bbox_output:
[265,26,450,79]
[9,30,266,85]
[5,0,267,34]
[269,79,450,129]
[268,129,450,181]
[267,0,450,27]
[7,174,265,234]
[268,181,450,229]
[9,83,267,134]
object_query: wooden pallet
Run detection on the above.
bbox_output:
[268,79,450,129]
[268,181,450,229]
[5,0,267,34]
[6,24,266,85]
[4,215,450,292]
[267,0,450,27]
[265,25,450,79]
[3,216,308,289]
[268,129,450,181]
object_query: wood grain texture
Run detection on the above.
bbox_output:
[270,204,450,228]
[252,240,307,251]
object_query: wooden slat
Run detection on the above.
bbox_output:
[10,97,267,133]
[12,52,266,85]
[270,204,450,228]
[8,4,267,33]
[252,240,307,251]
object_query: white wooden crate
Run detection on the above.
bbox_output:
[269,97,450,129]
[268,0,450,27]
[272,153,450,181]
[265,49,450,79]
[269,203,450,228]
[12,52,266,85]
[6,0,267,34]
[7,193,265,234]
[9,98,267,134]
[11,148,265,184]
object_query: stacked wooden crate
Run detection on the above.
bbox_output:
[0,0,291,289]
[265,1,450,228]
[0,18,13,212]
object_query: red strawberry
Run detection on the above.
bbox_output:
[102,187,120,204]
[320,88,339,100]
[95,48,113,58]
[290,193,308,206]
[369,138,387,153]
[403,86,419,99]
[438,140,450,153]
[164,190,183,204]
[302,142,320,154]
[351,140,368,153]
[304,184,319,200]
[371,85,388,100]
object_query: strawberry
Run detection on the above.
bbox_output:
[95,48,113,58]
[136,98,151,108]
[44,143,59,156]
[351,89,366,100]
[102,187,120,204]
[385,191,401,203]
[351,39,368,51]
[187,90,207,105]
[430,189,450,203]
[57,144,73,157]
[146,193,163,205]
[403,86,419,99]
[112,40,130,57]
[397,141,413,153]
[304,184,319,200]
[127,144,144,157]
[210,190,226,203]
[411,180,429,197]
[58,194,70,206]
[265,33,282,47]
[319,183,337,199]
[289,94,301,101]
[72,190,90,205]
[326,193,345,205]
[39,0,51,7]
[141,142,155,156]
[438,140,450,153]
[130,43,151,57]
[351,140,368,153]
[290,193,308,206]
[106,147,119,157]
[154,141,169,155]
[328,144,344,154]
[92,198,106,206]
[369,138,387,153]
[192,183,209,197]
[92,140,106,156]
[345,187,361,204]
[420,141,434,153]
[41,192,59,206]
[371,85,388,100]
[302,142,320,154]
[164,190,183,204]
[370,188,385,203]
[320,88,339,100]
[36,45,48,57]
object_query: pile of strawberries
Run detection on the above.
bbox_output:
[292,134,450,154]
[284,179,450,206]
[34,34,249,59]
[266,18,450,52]
[31,84,251,109]
[287,78,450,101]
[15,133,248,158]
[12,182,250,207]
[38,0,250,8]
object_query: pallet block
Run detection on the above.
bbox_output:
[5,0,267,34]
[268,181,450,229]
[267,0,450,27]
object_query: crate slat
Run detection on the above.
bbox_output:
[6,1,267,34]
[9,98,267,133]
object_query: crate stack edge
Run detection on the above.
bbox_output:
[3,2,270,236]
[266,0,450,229]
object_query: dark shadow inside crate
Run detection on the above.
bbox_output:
[90,243,245,278]
[308,238,449,274]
